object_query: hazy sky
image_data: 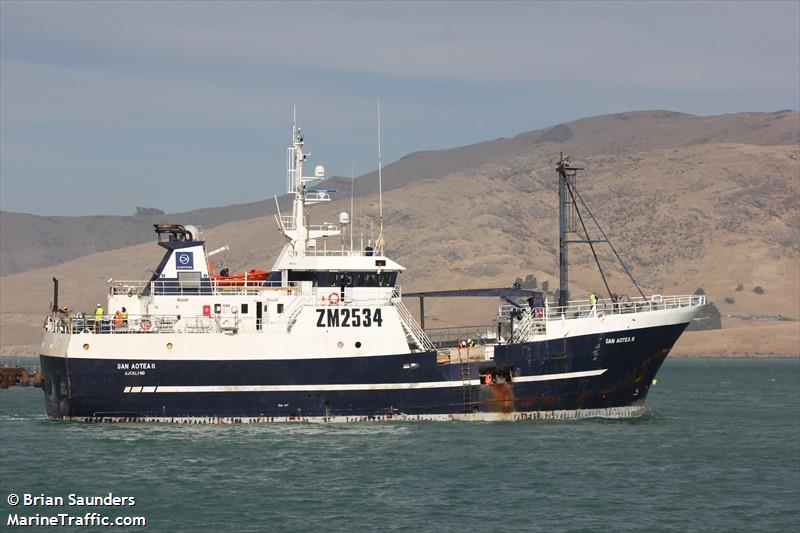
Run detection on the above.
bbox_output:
[1,1,798,216]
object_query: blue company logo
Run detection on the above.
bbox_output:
[175,251,194,270]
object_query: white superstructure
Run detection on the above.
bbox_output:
[43,123,433,362]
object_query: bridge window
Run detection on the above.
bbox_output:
[332,271,397,287]
[288,271,397,288]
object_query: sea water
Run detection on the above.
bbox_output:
[0,358,798,532]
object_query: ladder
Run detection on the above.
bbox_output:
[399,321,422,350]
[512,311,547,341]
[284,297,306,332]
[461,362,473,413]
[394,301,436,351]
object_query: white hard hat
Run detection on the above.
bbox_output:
[96,304,101,307]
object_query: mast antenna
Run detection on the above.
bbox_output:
[288,104,297,193]
[375,100,385,255]
[350,159,355,252]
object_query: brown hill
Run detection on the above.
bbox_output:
[2,109,797,276]
[0,198,293,277]
[1,131,798,355]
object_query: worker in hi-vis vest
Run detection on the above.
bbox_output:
[589,292,598,316]
[95,304,104,332]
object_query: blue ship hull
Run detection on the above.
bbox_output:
[40,323,688,421]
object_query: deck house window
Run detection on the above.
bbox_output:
[177,271,201,292]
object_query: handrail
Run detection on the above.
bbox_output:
[305,286,397,308]
[279,215,295,231]
[425,325,498,348]
[279,217,337,233]
[498,294,705,322]
[511,313,535,342]
[44,313,217,335]
[285,249,384,257]
[110,280,298,297]
[307,223,338,232]
[283,297,307,332]
[393,301,436,352]
[44,312,301,335]
[305,191,332,202]
[548,294,705,320]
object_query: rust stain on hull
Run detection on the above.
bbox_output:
[479,383,514,413]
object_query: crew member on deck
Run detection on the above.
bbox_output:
[589,292,598,316]
[94,304,104,333]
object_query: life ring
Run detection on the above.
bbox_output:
[535,307,544,319]
[328,293,340,305]
[140,318,152,331]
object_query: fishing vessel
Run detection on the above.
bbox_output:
[39,124,704,422]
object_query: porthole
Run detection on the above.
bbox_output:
[166,342,173,350]
[82,343,90,351]
[337,341,344,349]
[355,341,362,348]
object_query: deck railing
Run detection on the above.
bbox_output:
[278,215,296,231]
[393,301,436,352]
[45,313,267,335]
[110,280,298,297]
[284,248,383,257]
[424,325,497,348]
[498,294,706,322]
[278,214,338,233]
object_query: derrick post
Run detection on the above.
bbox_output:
[558,156,569,308]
